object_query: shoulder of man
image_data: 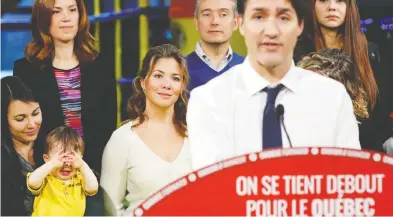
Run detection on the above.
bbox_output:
[232,52,245,59]
[296,67,348,96]
[190,64,243,104]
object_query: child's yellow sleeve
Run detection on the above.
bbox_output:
[78,172,98,196]
[26,172,45,196]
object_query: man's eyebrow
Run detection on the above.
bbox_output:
[252,7,268,13]
[277,8,294,14]
[251,7,294,14]
[200,8,213,13]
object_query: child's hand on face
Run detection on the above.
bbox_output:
[62,153,73,167]
[69,150,85,169]
[49,151,68,169]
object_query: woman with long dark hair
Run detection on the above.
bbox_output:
[13,0,117,174]
[295,0,392,152]
[100,44,192,216]
[1,76,42,216]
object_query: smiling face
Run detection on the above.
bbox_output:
[239,0,304,69]
[7,100,42,144]
[195,0,238,45]
[49,0,79,43]
[315,0,347,29]
[141,57,185,110]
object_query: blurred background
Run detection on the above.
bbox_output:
[1,0,393,122]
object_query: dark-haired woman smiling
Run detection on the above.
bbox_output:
[1,76,42,216]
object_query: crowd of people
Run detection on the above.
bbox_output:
[2,0,392,216]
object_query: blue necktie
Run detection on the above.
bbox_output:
[262,84,284,149]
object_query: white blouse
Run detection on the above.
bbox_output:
[100,121,192,216]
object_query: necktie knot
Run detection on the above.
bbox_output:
[264,84,284,104]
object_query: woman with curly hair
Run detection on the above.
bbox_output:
[101,44,192,216]
[298,48,368,119]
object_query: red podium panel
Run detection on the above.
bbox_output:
[133,148,393,216]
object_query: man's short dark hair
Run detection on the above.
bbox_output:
[237,0,309,24]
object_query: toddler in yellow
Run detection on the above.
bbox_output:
[27,126,99,216]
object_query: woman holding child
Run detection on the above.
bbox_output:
[101,44,192,216]
[2,76,100,217]
[11,0,114,215]
[1,76,42,216]
[13,0,117,174]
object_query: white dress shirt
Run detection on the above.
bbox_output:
[187,57,360,171]
[195,41,233,72]
[100,121,192,216]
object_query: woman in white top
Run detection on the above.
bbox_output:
[100,44,192,216]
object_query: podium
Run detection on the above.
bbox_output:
[133,148,393,216]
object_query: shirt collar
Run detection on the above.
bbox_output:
[280,61,301,94]
[195,41,233,62]
[242,57,301,96]
[242,57,269,96]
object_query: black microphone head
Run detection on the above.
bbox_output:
[276,104,284,120]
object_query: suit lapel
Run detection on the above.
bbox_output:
[79,61,92,131]
[41,61,64,123]
[80,60,99,108]
[80,61,88,111]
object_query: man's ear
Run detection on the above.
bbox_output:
[238,16,245,36]
[194,17,199,31]
[297,20,304,37]
[232,14,239,31]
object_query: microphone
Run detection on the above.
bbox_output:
[276,104,293,148]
